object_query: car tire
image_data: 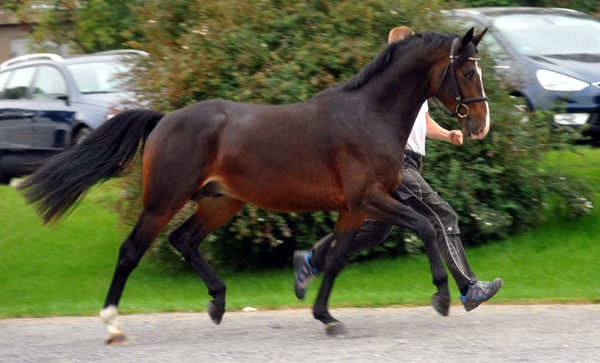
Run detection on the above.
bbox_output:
[74,127,91,145]
[0,170,11,185]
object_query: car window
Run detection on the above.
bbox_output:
[0,71,10,98]
[2,66,36,100]
[481,34,509,61]
[32,66,68,100]
[494,14,600,56]
[65,60,128,94]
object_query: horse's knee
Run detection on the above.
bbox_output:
[168,221,191,248]
[323,251,346,275]
[414,219,437,245]
[167,228,182,249]
[169,227,202,257]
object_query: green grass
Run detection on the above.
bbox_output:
[1,146,598,318]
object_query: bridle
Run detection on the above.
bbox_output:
[431,37,489,136]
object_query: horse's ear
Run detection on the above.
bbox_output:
[471,28,488,47]
[459,27,474,51]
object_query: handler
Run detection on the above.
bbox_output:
[293,26,503,312]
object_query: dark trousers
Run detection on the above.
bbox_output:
[312,154,477,289]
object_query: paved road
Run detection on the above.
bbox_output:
[1,304,599,362]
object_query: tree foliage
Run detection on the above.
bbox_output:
[0,0,141,53]
[2,0,597,56]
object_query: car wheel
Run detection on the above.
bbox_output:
[0,170,11,185]
[74,127,91,145]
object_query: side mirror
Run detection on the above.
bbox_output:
[57,94,70,105]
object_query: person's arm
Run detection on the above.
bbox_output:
[425,111,463,145]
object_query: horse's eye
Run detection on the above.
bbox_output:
[463,71,474,80]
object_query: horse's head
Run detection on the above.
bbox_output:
[431,28,490,139]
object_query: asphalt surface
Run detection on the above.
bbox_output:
[1,304,599,362]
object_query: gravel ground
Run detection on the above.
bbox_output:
[1,304,599,362]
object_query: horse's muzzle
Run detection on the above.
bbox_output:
[469,123,489,139]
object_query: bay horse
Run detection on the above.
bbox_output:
[19,27,490,343]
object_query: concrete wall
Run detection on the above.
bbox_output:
[0,11,33,63]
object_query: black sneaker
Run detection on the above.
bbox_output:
[459,278,504,311]
[293,250,318,300]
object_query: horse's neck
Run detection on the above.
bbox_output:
[384,48,443,108]
[362,52,434,147]
[361,49,441,145]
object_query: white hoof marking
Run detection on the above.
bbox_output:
[100,305,123,336]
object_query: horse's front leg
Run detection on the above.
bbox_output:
[363,192,450,316]
[313,210,365,336]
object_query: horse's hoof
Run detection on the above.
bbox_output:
[431,293,450,317]
[207,301,224,325]
[325,322,349,337]
[106,332,129,345]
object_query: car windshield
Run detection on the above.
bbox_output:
[66,60,129,94]
[493,14,600,56]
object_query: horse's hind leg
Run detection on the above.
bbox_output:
[168,195,245,325]
[100,206,181,345]
[312,210,365,336]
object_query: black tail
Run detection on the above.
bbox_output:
[19,109,165,224]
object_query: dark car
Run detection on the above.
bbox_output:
[443,7,600,143]
[0,50,145,184]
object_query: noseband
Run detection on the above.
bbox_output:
[431,38,489,136]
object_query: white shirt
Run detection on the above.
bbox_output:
[405,101,428,156]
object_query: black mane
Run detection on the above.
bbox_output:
[343,31,476,91]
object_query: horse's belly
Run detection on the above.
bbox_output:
[221,179,348,212]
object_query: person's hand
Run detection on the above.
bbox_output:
[448,130,463,145]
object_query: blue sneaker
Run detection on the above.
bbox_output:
[460,278,504,311]
[293,250,318,300]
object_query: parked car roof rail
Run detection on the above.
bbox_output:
[0,53,65,69]
[94,49,149,57]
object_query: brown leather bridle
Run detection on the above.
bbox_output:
[431,38,489,136]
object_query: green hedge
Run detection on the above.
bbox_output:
[115,0,594,271]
